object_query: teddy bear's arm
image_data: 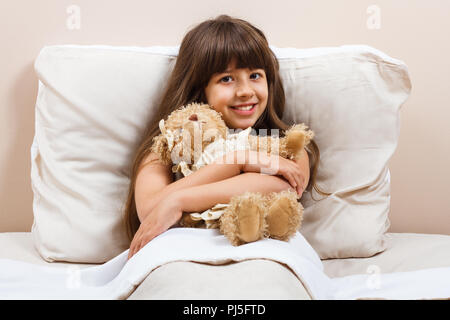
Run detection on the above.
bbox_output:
[247,124,314,160]
[150,134,172,165]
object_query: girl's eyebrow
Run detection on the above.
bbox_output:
[222,67,263,74]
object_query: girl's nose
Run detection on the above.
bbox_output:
[236,80,255,98]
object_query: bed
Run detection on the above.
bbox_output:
[1,44,449,300]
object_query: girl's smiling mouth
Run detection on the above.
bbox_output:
[230,103,257,115]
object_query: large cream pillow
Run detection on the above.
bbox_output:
[31,46,178,262]
[276,46,411,259]
[31,45,410,263]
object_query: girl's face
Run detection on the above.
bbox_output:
[204,60,268,130]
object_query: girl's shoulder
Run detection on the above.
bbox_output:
[138,152,172,174]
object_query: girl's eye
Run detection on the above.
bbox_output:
[220,76,232,83]
[220,73,262,83]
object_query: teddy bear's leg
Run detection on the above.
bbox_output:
[219,192,267,246]
[265,190,303,241]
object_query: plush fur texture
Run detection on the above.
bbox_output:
[264,190,303,241]
[150,102,313,246]
[219,192,268,246]
[150,103,228,166]
[247,123,314,160]
[219,190,303,245]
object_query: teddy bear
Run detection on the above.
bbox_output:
[150,102,314,245]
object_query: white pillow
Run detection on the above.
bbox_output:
[274,46,411,259]
[31,44,410,263]
[31,46,178,262]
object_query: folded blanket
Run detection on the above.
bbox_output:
[0,228,449,300]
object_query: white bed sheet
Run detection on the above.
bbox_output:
[1,231,450,299]
[0,231,313,299]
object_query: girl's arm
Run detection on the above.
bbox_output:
[178,148,310,213]
[137,149,309,222]
[173,150,309,212]
[137,152,243,222]
[128,150,310,259]
[176,172,296,213]
[128,170,306,259]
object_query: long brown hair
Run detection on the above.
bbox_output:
[123,15,329,241]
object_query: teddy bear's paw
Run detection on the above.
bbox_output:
[265,190,303,241]
[285,130,305,158]
[219,192,266,246]
[283,124,315,158]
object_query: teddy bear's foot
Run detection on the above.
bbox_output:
[265,190,303,241]
[219,192,267,246]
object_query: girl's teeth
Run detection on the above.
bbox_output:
[234,105,254,111]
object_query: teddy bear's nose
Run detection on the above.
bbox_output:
[189,114,198,121]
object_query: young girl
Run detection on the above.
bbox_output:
[125,15,327,259]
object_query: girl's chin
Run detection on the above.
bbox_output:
[224,112,261,129]
[229,121,256,130]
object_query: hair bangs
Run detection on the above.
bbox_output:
[202,22,273,85]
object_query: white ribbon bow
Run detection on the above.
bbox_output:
[159,119,175,152]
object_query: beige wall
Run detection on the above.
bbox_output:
[1,0,449,234]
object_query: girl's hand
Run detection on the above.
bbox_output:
[127,192,183,260]
[240,150,306,196]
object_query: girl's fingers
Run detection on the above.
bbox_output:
[290,166,304,196]
[128,241,137,260]
[282,170,295,188]
[278,159,305,196]
[127,247,134,260]
[128,230,142,260]
[128,241,135,259]
[132,241,142,259]
[130,229,157,260]
[297,177,306,196]
[295,175,304,194]
[287,165,300,187]
[280,164,297,190]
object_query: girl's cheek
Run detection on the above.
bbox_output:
[220,87,235,100]
[258,81,269,91]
